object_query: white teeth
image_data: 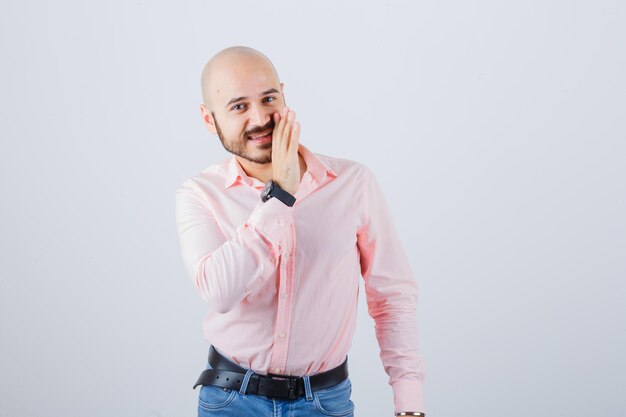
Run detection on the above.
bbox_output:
[249,130,272,139]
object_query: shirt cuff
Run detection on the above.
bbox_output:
[392,379,425,414]
[246,197,294,249]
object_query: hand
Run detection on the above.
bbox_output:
[271,106,300,196]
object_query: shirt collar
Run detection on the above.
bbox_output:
[224,143,337,189]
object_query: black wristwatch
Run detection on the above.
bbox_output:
[261,179,296,207]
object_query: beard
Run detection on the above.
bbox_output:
[212,111,274,164]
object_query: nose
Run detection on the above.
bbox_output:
[248,102,271,129]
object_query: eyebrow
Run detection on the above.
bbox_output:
[225,88,280,108]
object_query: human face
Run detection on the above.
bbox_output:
[212,106,275,164]
[209,68,285,164]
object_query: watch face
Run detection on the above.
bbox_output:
[261,180,274,201]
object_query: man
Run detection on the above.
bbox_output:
[175,45,425,417]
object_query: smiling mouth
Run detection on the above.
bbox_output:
[247,129,273,141]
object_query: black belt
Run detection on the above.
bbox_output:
[193,345,349,400]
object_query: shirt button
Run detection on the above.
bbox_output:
[277,218,284,226]
[269,255,275,263]
[274,367,281,373]
[277,243,283,253]
[280,293,287,299]
[279,332,286,338]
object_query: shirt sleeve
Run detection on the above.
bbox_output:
[356,167,426,414]
[175,180,293,313]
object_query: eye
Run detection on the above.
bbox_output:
[264,96,275,103]
[231,103,245,111]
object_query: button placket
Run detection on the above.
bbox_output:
[268,213,295,375]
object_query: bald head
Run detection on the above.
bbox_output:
[200,46,281,111]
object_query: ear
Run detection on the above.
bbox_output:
[200,104,217,135]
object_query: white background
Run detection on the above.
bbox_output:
[1,1,624,416]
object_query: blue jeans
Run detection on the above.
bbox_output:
[197,359,355,417]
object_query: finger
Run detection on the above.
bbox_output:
[275,111,289,161]
[275,107,289,148]
[285,110,298,148]
[288,121,300,155]
[283,110,295,150]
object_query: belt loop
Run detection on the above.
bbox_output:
[239,369,255,395]
[303,375,313,401]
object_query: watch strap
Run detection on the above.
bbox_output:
[263,180,296,207]
[270,182,296,207]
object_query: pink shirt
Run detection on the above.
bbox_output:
[175,143,425,412]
